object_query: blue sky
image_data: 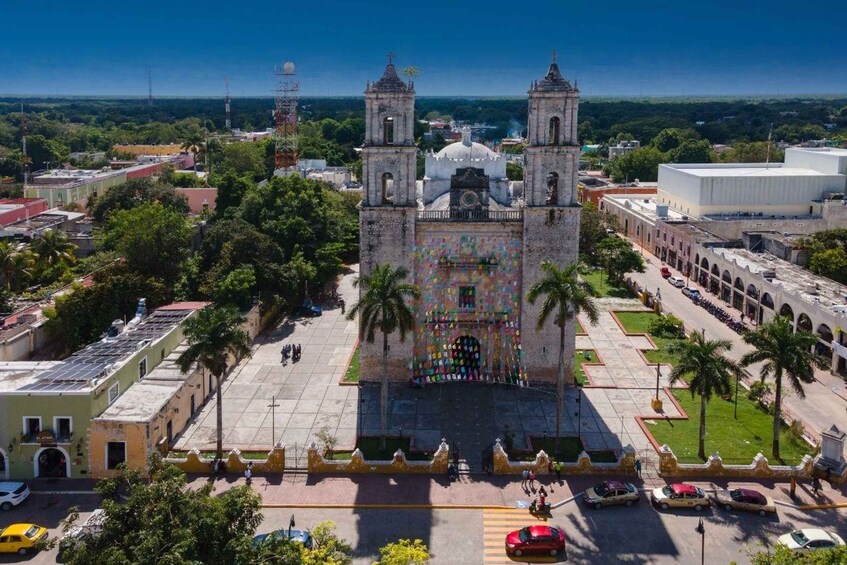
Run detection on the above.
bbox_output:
[1,0,845,97]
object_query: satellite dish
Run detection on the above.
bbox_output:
[283,61,296,75]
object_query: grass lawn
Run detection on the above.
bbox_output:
[520,437,617,463]
[576,318,585,334]
[614,311,683,365]
[574,350,596,386]
[327,437,432,461]
[579,269,634,299]
[343,346,360,383]
[649,388,812,465]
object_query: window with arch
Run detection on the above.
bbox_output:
[381,173,394,204]
[548,117,561,145]
[546,172,559,205]
[383,116,394,145]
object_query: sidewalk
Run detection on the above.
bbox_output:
[185,472,847,511]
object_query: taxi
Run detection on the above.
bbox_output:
[651,483,710,511]
[0,523,49,555]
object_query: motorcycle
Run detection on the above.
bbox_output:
[529,499,551,515]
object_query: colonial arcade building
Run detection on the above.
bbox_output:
[358,58,581,385]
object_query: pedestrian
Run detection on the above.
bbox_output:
[554,461,562,482]
[528,471,536,489]
[635,459,642,479]
[341,299,346,315]
[245,462,253,485]
[790,477,797,499]
[826,465,832,485]
[521,469,529,489]
[812,475,822,496]
[740,312,745,323]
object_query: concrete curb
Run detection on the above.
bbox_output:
[261,503,510,510]
[30,491,97,496]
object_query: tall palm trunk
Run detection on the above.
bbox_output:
[215,371,224,461]
[698,393,707,461]
[193,151,199,187]
[380,329,389,451]
[555,322,565,455]
[772,368,783,460]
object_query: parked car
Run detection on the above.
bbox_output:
[660,265,671,278]
[252,529,314,549]
[505,526,565,557]
[651,483,710,511]
[0,482,30,511]
[777,529,845,551]
[682,287,701,299]
[58,509,106,561]
[0,523,48,555]
[583,480,640,509]
[667,276,685,288]
[713,488,775,516]
[298,303,322,317]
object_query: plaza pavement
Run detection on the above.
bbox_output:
[174,265,361,462]
[174,261,694,474]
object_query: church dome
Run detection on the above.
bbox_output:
[434,128,500,162]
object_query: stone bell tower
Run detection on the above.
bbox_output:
[359,56,417,381]
[520,58,582,383]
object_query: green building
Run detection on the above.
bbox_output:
[0,303,202,480]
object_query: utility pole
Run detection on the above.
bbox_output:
[20,103,28,184]
[267,396,280,447]
[225,78,231,130]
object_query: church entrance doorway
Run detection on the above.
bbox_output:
[35,447,68,478]
[450,335,481,380]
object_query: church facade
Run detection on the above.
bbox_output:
[359,59,581,385]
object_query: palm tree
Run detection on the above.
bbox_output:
[527,261,599,454]
[177,306,251,460]
[181,130,206,187]
[30,229,76,271]
[346,264,420,450]
[667,330,742,461]
[741,315,824,460]
[0,241,34,292]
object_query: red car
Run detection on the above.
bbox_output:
[660,265,671,278]
[505,525,566,557]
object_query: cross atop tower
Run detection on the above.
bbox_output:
[551,49,558,64]
[388,52,395,64]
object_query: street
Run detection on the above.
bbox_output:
[3,489,844,564]
[629,251,847,442]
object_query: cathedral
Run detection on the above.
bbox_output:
[358,58,581,385]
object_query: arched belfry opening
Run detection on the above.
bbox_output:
[549,117,560,145]
[383,116,394,145]
[381,172,394,203]
[546,172,559,205]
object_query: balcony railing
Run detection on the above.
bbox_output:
[416,209,523,222]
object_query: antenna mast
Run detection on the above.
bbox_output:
[20,103,29,184]
[273,61,299,171]
[765,123,773,169]
[225,78,232,130]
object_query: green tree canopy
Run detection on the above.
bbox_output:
[60,455,263,565]
[100,202,192,287]
[89,177,189,223]
[506,161,524,181]
[651,128,700,152]
[668,139,713,163]
[579,203,620,266]
[605,146,666,183]
[375,539,430,565]
[596,236,646,283]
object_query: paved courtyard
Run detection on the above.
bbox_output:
[175,265,684,470]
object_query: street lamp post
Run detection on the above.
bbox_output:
[695,518,705,565]
[267,395,280,446]
[651,363,663,412]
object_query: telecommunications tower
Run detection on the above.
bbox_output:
[273,61,299,170]
[225,78,231,130]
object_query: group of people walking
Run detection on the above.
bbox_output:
[282,343,302,362]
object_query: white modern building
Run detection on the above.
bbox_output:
[656,147,847,219]
[608,140,640,160]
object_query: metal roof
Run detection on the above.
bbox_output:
[16,309,191,393]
